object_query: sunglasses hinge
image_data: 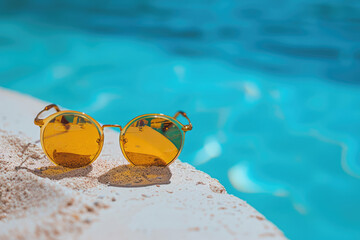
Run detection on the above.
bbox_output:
[34,104,61,127]
[182,124,193,132]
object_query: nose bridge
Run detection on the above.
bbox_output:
[102,124,122,131]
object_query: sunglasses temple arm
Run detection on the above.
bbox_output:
[173,111,193,132]
[34,104,61,126]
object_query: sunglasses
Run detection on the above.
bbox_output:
[34,104,192,168]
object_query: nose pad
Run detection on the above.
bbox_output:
[120,135,128,144]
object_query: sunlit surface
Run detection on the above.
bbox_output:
[1,1,360,239]
[43,113,102,168]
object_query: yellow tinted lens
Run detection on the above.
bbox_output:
[42,113,102,168]
[122,117,183,166]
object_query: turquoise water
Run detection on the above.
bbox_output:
[1,1,360,239]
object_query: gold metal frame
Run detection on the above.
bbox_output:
[34,104,192,167]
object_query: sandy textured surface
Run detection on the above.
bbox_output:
[0,87,286,240]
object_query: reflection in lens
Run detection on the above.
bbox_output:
[42,113,102,168]
[122,117,183,166]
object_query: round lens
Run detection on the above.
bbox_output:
[42,113,103,168]
[121,116,183,166]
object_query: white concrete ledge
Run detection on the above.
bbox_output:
[0,87,286,239]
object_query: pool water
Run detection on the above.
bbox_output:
[1,1,360,239]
